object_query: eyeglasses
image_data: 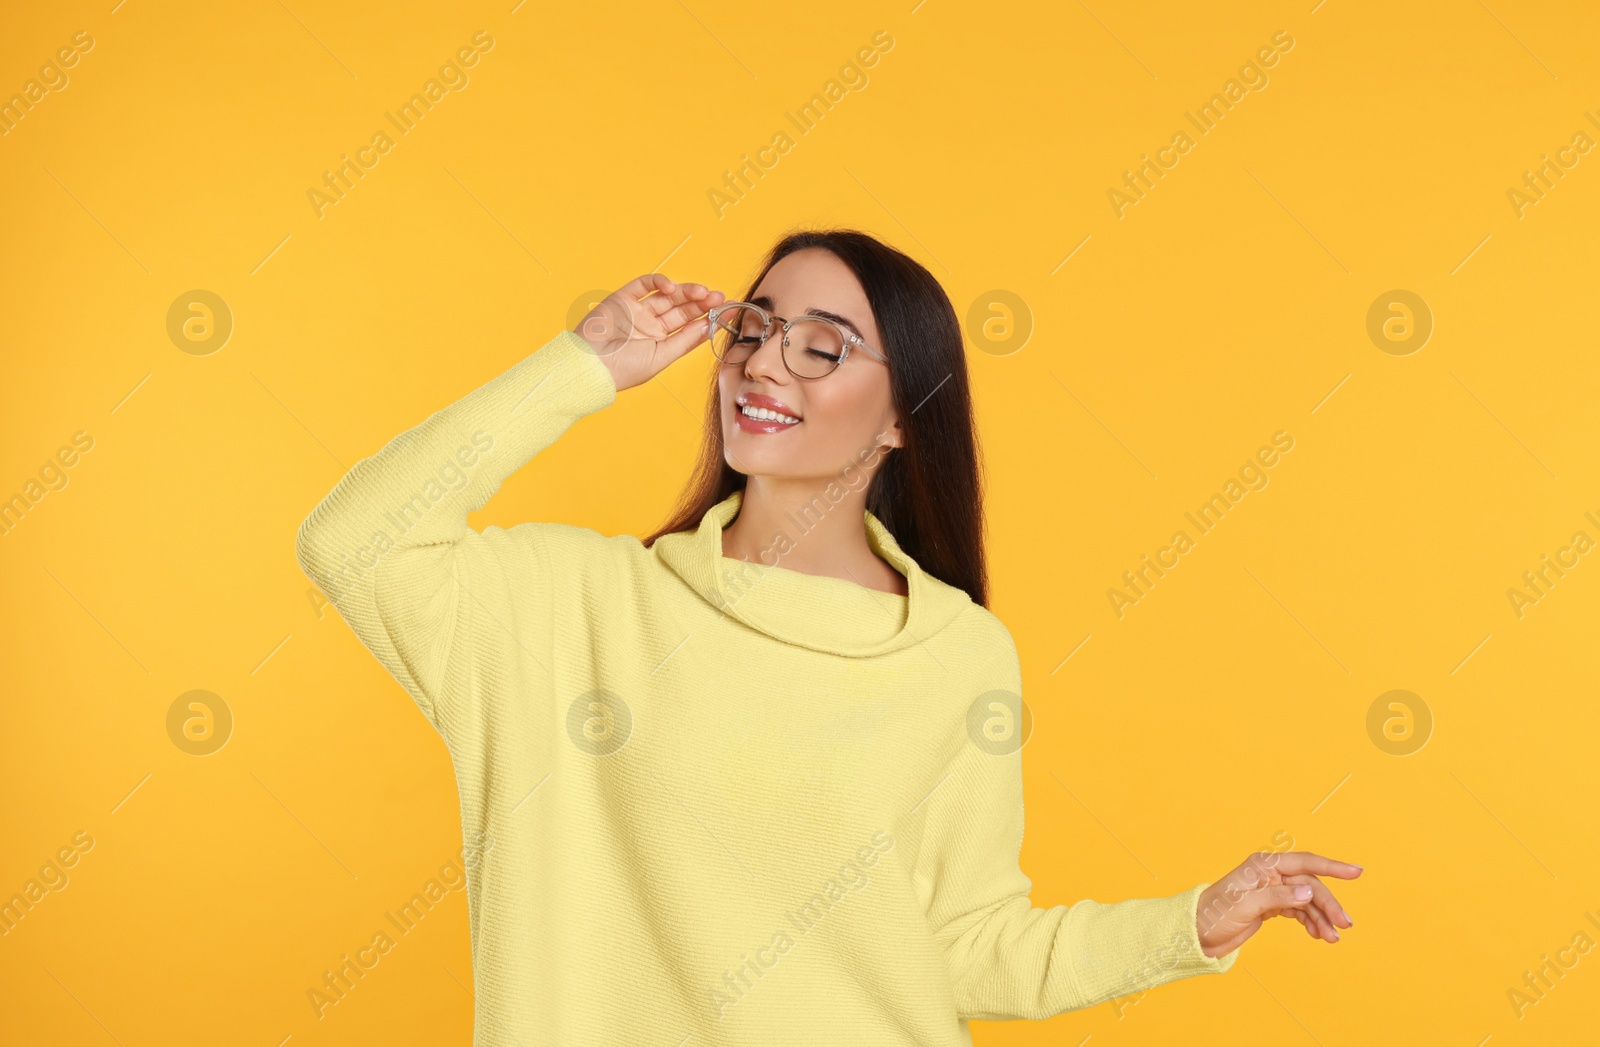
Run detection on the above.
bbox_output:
[706,301,887,380]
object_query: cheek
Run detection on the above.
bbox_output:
[805,388,889,456]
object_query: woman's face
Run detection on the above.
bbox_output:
[717,248,902,484]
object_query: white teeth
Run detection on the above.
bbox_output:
[740,405,800,424]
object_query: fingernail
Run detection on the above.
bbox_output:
[1295,886,1312,900]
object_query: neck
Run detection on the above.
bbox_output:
[720,476,907,596]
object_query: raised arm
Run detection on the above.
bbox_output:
[293,275,725,752]
[293,328,618,744]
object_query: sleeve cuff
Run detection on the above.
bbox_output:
[1171,881,1240,976]
[1105,882,1240,999]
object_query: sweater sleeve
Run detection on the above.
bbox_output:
[920,640,1239,1020]
[293,329,617,748]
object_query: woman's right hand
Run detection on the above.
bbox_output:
[573,273,725,393]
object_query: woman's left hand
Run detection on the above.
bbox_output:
[1196,851,1363,958]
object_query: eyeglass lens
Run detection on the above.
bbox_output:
[712,305,847,378]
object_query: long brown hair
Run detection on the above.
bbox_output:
[641,228,989,608]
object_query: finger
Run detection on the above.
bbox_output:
[1301,897,1339,942]
[639,278,719,310]
[1286,879,1341,941]
[617,272,677,303]
[657,309,716,360]
[1272,852,1363,881]
[640,281,723,321]
[639,281,697,314]
[655,291,723,334]
[1315,888,1352,932]
[677,285,725,308]
[650,282,722,309]
[1233,883,1316,930]
[1295,874,1353,930]
[661,281,713,304]
[1279,895,1333,941]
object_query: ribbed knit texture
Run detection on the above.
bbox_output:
[294,329,1239,1046]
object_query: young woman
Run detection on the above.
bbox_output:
[295,229,1360,1046]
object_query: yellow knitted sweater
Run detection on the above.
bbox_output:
[294,329,1238,1045]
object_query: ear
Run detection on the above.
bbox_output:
[882,417,905,450]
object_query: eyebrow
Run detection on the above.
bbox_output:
[748,294,865,340]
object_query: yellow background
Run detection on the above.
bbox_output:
[3,0,1598,1043]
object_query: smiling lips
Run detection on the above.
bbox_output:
[735,393,802,433]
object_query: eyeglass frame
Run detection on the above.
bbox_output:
[705,300,888,379]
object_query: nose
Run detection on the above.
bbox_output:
[742,328,791,385]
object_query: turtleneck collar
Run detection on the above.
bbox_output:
[651,488,973,657]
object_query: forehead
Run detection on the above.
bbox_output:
[750,249,878,343]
